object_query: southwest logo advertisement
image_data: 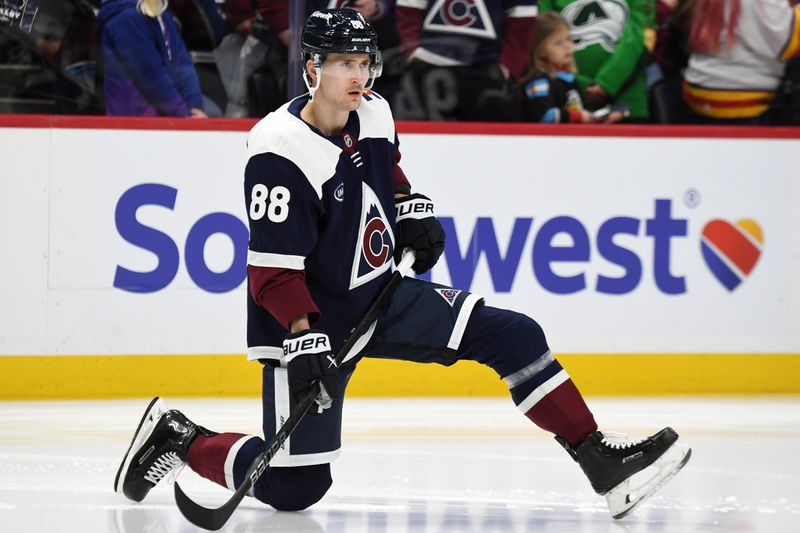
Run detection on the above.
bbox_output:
[700,219,764,291]
[113,189,765,296]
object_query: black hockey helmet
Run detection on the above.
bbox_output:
[301,8,383,94]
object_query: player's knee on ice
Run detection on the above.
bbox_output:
[253,464,332,511]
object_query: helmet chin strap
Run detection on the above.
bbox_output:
[303,66,322,99]
[303,53,323,100]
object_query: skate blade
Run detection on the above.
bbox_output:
[606,441,691,520]
[113,397,166,496]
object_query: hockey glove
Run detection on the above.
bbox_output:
[394,193,445,274]
[283,329,340,414]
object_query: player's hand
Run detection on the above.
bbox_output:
[585,84,610,106]
[347,0,384,20]
[394,193,445,274]
[606,111,626,124]
[282,329,340,414]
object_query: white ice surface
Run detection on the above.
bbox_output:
[1,397,798,532]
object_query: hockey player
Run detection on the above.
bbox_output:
[115,8,690,520]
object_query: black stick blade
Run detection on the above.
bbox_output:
[174,480,250,531]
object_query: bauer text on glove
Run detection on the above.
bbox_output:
[394,193,445,274]
[282,329,340,413]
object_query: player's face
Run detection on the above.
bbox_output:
[542,26,574,69]
[316,53,371,111]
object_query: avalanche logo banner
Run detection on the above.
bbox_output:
[700,219,763,291]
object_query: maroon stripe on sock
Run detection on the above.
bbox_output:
[187,433,246,488]
[524,379,598,447]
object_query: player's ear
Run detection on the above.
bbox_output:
[306,59,317,84]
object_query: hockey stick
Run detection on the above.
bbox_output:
[174,251,416,530]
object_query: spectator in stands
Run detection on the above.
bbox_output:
[683,0,800,125]
[169,0,227,51]
[643,0,696,123]
[519,12,599,123]
[213,0,268,117]
[168,0,226,51]
[539,0,655,121]
[650,0,693,82]
[394,0,537,121]
[97,0,207,117]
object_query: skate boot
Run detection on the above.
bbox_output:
[114,397,213,502]
[556,427,691,519]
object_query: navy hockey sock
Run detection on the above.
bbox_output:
[459,305,597,447]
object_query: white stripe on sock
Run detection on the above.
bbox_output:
[224,435,258,491]
[516,369,570,414]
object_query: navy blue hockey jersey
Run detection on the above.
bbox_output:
[244,92,404,364]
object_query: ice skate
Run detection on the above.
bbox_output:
[114,397,210,502]
[557,427,691,519]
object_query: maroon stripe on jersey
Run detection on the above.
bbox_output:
[187,433,248,488]
[249,265,320,329]
[392,148,411,191]
[525,379,598,447]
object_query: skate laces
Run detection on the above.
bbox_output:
[144,451,185,485]
[600,431,645,450]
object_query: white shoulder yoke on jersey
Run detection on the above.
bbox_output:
[246,93,396,198]
[246,98,341,199]
[356,92,395,142]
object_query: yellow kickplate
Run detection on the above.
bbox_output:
[0,353,798,400]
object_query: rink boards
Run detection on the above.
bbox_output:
[1,116,798,398]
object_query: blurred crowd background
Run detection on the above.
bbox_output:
[1,0,798,125]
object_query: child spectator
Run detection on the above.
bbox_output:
[97,0,207,117]
[683,0,800,125]
[539,0,655,121]
[519,12,595,123]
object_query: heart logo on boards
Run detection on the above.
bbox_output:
[700,219,763,291]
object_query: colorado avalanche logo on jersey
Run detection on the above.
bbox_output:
[562,0,629,53]
[423,0,497,39]
[435,288,462,307]
[350,182,394,289]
